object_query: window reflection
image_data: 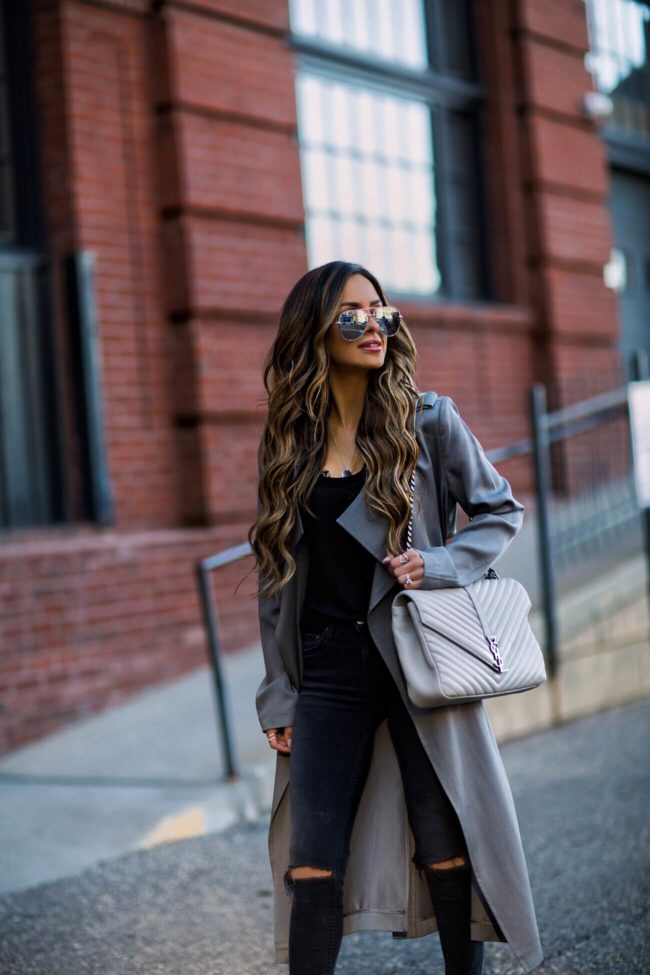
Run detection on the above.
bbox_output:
[289,0,428,69]
[586,0,650,138]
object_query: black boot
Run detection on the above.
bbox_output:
[424,861,484,975]
[284,870,344,974]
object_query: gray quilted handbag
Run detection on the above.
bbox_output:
[390,401,547,709]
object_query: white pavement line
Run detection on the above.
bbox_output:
[140,806,208,848]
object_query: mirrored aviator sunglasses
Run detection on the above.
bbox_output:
[335,305,403,342]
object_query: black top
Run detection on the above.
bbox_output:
[298,466,376,632]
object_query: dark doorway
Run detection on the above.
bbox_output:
[609,168,650,372]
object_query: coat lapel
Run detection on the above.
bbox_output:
[335,394,436,614]
[289,393,437,621]
[288,485,395,619]
[336,486,397,614]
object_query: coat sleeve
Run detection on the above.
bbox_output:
[412,396,524,589]
[255,438,299,732]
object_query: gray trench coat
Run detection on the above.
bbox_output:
[255,391,544,972]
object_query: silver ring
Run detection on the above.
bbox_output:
[399,553,409,564]
[405,575,412,585]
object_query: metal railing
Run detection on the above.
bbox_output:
[195,543,253,780]
[530,374,646,678]
[197,351,649,778]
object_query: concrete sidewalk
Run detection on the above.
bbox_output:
[0,644,275,895]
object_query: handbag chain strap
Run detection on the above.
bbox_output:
[405,392,501,580]
[404,394,421,553]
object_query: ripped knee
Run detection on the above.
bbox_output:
[289,865,333,880]
[283,865,338,898]
[425,855,468,874]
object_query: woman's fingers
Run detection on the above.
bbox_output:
[265,726,293,753]
[381,549,425,589]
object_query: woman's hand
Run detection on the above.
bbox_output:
[264,726,293,754]
[382,549,425,589]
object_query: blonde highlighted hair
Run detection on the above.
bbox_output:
[248,261,422,599]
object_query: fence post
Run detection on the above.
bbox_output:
[630,349,650,609]
[530,383,558,677]
[196,562,238,781]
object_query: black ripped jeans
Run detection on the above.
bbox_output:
[284,618,485,975]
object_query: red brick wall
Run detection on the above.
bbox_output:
[64,1,179,528]
[0,0,621,753]
[155,1,307,523]
[514,0,619,389]
[0,524,256,752]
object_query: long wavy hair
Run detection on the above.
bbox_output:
[248,260,422,600]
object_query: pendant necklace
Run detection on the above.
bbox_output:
[323,427,360,477]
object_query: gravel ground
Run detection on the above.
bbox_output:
[1,698,648,975]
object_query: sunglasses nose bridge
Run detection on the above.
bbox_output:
[335,306,401,340]
[346,310,378,335]
[364,311,381,333]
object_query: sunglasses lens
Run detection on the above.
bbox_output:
[372,306,402,336]
[338,309,368,341]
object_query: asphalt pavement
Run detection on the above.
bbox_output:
[1,698,648,975]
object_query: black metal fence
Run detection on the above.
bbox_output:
[531,353,649,678]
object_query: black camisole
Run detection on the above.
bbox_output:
[298,466,376,632]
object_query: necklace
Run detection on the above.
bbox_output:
[323,427,360,477]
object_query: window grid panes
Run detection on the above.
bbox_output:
[289,0,428,70]
[290,0,485,299]
[297,75,440,294]
[586,0,650,139]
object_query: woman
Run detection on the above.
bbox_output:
[248,261,543,974]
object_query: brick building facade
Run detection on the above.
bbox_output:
[0,0,646,752]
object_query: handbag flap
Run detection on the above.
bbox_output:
[404,577,532,670]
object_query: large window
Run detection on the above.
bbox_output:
[0,0,64,530]
[586,0,650,141]
[289,0,487,299]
